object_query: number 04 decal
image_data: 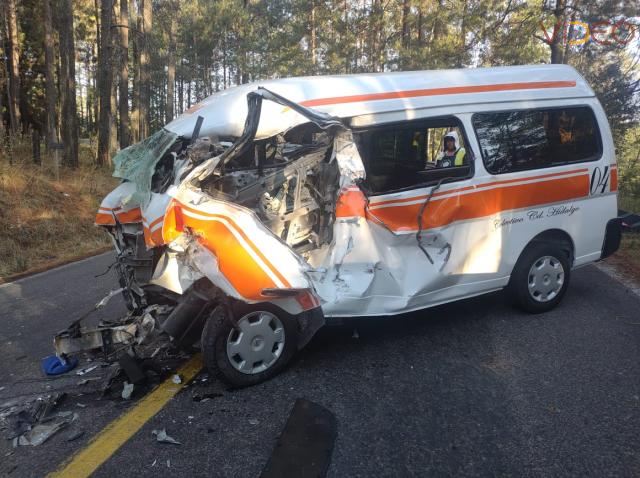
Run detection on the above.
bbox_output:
[590,166,610,195]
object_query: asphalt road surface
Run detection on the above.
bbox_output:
[1,253,639,477]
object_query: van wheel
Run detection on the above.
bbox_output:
[509,242,571,314]
[201,305,298,388]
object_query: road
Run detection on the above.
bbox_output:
[1,253,639,477]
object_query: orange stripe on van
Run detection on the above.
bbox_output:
[95,212,115,225]
[162,203,278,300]
[611,168,618,192]
[299,80,577,108]
[148,216,164,229]
[143,224,165,248]
[178,203,292,289]
[335,188,368,217]
[161,201,294,300]
[369,168,589,209]
[95,207,142,226]
[363,173,589,232]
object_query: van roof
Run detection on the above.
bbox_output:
[165,64,594,140]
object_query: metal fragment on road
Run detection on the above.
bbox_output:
[17,420,69,446]
[76,365,99,376]
[152,428,181,445]
[65,430,85,442]
[121,382,134,400]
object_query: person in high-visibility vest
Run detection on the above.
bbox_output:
[436,131,466,168]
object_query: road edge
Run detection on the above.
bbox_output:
[595,260,640,299]
[0,247,113,286]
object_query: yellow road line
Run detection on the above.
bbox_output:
[48,354,203,478]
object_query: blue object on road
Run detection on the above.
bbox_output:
[42,355,78,375]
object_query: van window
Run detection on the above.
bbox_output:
[355,118,472,194]
[473,106,601,175]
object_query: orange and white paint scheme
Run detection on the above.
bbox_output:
[96,64,620,319]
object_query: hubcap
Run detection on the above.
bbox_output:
[226,311,285,374]
[527,255,565,303]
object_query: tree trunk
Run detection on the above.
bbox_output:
[417,5,423,44]
[401,0,410,48]
[550,0,567,64]
[32,128,41,164]
[118,0,129,148]
[59,0,79,167]
[97,0,114,166]
[310,0,317,69]
[130,1,140,143]
[562,2,579,65]
[110,53,118,155]
[94,0,100,126]
[139,0,151,139]
[5,0,21,133]
[110,0,118,153]
[178,59,184,113]
[166,6,176,122]
[43,0,57,149]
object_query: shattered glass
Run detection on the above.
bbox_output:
[112,128,179,205]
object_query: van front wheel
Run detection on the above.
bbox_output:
[509,243,571,314]
[201,305,298,387]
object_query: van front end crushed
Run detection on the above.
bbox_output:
[55,90,353,385]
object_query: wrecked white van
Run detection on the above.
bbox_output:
[59,65,621,386]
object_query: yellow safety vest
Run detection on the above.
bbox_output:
[442,148,466,166]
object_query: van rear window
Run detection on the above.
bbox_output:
[473,106,601,175]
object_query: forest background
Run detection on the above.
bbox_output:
[0,0,638,278]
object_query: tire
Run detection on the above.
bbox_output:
[509,242,571,314]
[201,303,298,388]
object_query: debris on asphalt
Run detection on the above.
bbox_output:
[192,392,223,402]
[0,392,86,448]
[352,329,360,339]
[167,459,171,468]
[16,418,70,446]
[76,403,87,408]
[6,411,33,439]
[171,374,182,384]
[41,355,78,376]
[121,382,134,400]
[77,377,102,386]
[65,430,85,442]
[249,418,259,425]
[151,459,157,467]
[118,354,147,384]
[76,365,99,376]
[152,428,181,445]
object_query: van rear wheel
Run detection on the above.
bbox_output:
[509,242,571,314]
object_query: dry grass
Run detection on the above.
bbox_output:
[0,135,119,278]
